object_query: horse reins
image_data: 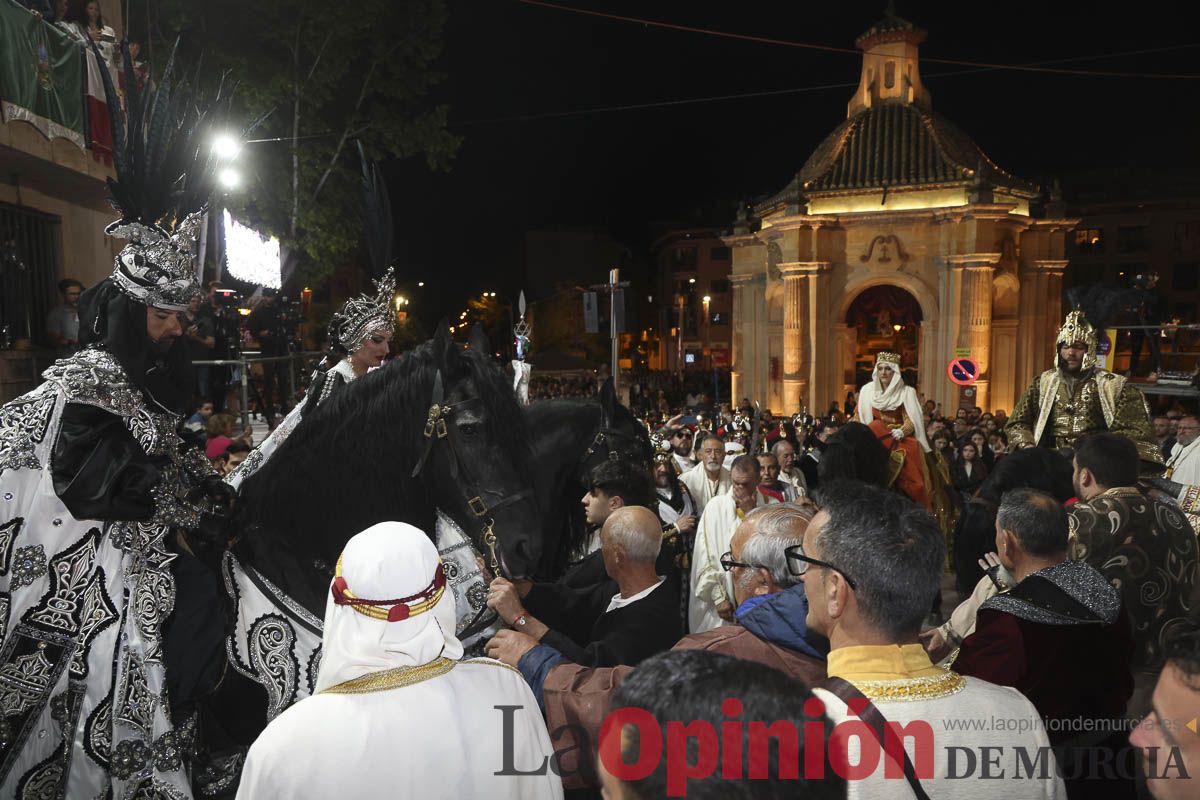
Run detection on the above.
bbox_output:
[577,403,652,478]
[411,371,534,578]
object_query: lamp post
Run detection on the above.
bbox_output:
[702,295,712,370]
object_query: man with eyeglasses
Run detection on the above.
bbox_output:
[1166,415,1200,485]
[799,482,1064,798]
[689,455,776,633]
[679,433,732,516]
[525,505,825,791]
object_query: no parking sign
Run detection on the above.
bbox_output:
[947,357,980,386]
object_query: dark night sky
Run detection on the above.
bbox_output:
[390,0,1200,322]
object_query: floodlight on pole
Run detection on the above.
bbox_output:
[217,167,241,190]
[212,133,243,161]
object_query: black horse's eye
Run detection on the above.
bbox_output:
[459,422,480,437]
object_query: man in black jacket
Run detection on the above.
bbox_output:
[486,506,681,668]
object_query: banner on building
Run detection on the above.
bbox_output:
[583,291,599,333]
[0,4,84,147]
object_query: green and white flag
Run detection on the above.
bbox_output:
[0,0,84,147]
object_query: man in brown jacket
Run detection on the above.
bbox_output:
[486,503,827,788]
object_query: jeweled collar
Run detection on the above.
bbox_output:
[42,346,143,417]
[827,643,965,703]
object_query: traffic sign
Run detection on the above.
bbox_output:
[947,357,980,386]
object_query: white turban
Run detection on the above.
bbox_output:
[314,521,464,693]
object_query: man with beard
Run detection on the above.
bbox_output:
[1007,307,1162,473]
[0,112,231,793]
[665,424,696,473]
[680,433,731,515]
[771,438,809,499]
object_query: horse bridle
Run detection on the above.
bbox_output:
[411,371,534,578]
[578,403,652,474]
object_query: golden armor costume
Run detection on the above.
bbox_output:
[1006,310,1163,472]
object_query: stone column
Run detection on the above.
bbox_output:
[1016,260,1068,389]
[729,273,754,405]
[778,264,808,413]
[804,261,834,414]
[945,253,1000,411]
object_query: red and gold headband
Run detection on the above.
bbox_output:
[331,555,447,622]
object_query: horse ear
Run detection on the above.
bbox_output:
[599,376,616,413]
[469,323,491,355]
[432,319,457,371]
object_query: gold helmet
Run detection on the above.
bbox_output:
[1055,309,1099,370]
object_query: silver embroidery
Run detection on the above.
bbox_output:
[40,349,142,418]
[9,546,47,591]
[0,517,22,573]
[0,390,55,476]
[0,649,56,717]
[248,615,298,722]
[114,650,154,735]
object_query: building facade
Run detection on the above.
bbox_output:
[648,228,732,373]
[726,12,1077,416]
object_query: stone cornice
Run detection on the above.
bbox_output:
[1021,259,1070,274]
[1025,218,1082,233]
[778,261,833,278]
[941,253,1003,269]
[729,273,758,287]
[722,232,763,248]
[757,215,841,235]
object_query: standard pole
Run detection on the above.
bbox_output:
[609,268,620,394]
[239,359,251,431]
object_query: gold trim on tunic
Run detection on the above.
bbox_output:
[319,657,455,695]
[854,669,967,703]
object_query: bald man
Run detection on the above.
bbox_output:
[486,506,683,669]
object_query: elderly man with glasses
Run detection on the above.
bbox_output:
[520,504,825,791]
[1167,415,1200,485]
[799,481,1065,799]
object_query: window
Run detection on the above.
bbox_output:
[710,279,730,294]
[1073,228,1104,254]
[1116,226,1148,254]
[1174,262,1199,292]
[1175,221,1200,252]
[709,245,731,261]
[672,247,697,269]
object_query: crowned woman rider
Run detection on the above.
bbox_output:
[856,351,933,510]
[0,56,231,795]
[226,270,395,489]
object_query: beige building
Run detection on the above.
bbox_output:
[726,12,1077,416]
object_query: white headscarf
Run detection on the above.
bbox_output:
[314,521,464,693]
[866,361,906,412]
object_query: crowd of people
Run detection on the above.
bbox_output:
[7,43,1200,798]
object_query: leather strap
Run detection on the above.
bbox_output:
[818,676,931,800]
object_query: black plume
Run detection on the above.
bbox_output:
[358,141,394,279]
[94,38,227,231]
[1064,284,1138,331]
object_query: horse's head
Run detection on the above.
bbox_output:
[573,377,653,485]
[412,324,541,578]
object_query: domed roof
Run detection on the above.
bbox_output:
[798,102,1038,196]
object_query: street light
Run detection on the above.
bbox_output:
[703,295,712,370]
[217,167,241,190]
[212,132,242,160]
[418,281,425,287]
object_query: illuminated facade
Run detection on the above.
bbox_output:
[726,11,1077,415]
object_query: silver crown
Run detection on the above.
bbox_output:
[331,267,396,353]
[106,212,204,311]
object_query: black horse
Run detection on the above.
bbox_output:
[231,323,542,613]
[525,378,653,577]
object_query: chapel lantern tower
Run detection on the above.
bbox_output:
[846,6,931,117]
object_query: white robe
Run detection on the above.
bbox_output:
[679,463,732,516]
[1168,438,1200,485]
[672,452,697,474]
[657,485,695,528]
[780,467,809,499]
[688,492,771,634]
[236,658,562,800]
[856,380,931,452]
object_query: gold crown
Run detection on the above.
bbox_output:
[875,351,901,367]
[1056,310,1099,370]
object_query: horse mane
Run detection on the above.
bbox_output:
[233,339,532,595]
[976,447,1075,505]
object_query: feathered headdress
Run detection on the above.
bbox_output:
[92,39,224,311]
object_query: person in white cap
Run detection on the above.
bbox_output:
[236,522,563,799]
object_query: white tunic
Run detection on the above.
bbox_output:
[679,463,732,516]
[815,676,1065,799]
[688,492,771,634]
[1168,438,1200,485]
[236,659,563,800]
